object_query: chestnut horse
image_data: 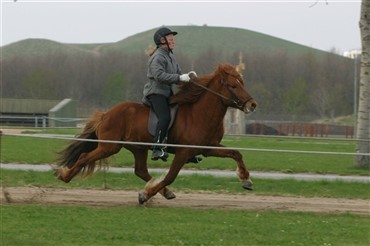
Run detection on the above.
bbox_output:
[55,63,257,204]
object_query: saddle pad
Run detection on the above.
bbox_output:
[148,105,178,137]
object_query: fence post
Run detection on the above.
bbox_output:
[260,122,264,135]
[42,116,46,128]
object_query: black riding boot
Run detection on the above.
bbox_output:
[151,130,169,161]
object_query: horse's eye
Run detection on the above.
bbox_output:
[231,84,237,89]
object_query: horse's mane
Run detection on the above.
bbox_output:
[170,63,239,105]
[169,73,213,105]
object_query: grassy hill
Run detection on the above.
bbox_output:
[1,25,332,61]
[1,25,354,120]
[0,39,104,60]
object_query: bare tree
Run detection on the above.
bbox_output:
[355,0,370,168]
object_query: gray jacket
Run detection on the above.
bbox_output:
[142,47,182,105]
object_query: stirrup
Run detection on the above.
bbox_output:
[186,156,202,164]
[151,148,169,161]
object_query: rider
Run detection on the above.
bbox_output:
[142,26,198,161]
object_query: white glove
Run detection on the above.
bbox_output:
[179,74,191,82]
[188,71,197,77]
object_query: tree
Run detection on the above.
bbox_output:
[21,67,57,99]
[102,72,126,108]
[355,0,370,168]
[282,78,309,116]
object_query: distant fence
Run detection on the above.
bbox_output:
[0,116,86,128]
[0,115,48,128]
[0,116,355,138]
[246,121,355,138]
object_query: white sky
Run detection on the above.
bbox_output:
[0,0,362,53]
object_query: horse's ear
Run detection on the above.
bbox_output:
[236,63,245,76]
[217,63,234,75]
[217,63,226,71]
[217,64,227,76]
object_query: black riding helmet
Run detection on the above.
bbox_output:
[153,27,178,46]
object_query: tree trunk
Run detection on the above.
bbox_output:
[355,0,370,168]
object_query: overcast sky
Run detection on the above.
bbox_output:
[0,0,362,53]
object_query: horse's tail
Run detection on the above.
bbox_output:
[56,111,104,173]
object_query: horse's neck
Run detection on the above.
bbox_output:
[192,85,228,122]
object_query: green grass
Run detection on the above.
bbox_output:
[1,169,369,199]
[1,133,368,175]
[2,131,369,245]
[1,204,369,246]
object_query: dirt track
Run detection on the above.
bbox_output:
[1,186,369,215]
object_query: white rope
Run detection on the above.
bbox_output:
[1,132,370,157]
[228,133,370,142]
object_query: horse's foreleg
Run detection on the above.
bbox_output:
[204,146,253,190]
[138,151,188,204]
[129,147,176,200]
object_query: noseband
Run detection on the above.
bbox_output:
[192,77,253,109]
[220,78,254,109]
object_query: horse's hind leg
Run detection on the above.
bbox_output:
[59,143,120,183]
[128,146,176,200]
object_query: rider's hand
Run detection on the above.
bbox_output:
[179,74,191,82]
[188,71,197,77]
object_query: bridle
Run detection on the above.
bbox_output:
[191,76,254,109]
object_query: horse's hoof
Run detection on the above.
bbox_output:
[138,191,148,204]
[164,190,176,200]
[54,167,71,183]
[242,180,253,190]
[55,172,70,183]
[54,170,64,181]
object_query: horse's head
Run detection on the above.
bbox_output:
[215,64,257,114]
[171,64,257,113]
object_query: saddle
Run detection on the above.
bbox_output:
[146,104,203,164]
[147,104,178,137]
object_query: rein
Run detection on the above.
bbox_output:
[191,78,253,108]
[191,79,231,102]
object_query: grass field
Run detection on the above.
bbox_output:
[1,168,369,245]
[1,130,369,245]
[2,204,369,246]
[1,131,368,175]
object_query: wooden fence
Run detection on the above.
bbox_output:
[245,122,355,138]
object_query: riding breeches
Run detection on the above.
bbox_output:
[147,94,171,144]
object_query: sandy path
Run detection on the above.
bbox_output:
[1,186,369,215]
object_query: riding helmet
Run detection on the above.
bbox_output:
[153,27,178,46]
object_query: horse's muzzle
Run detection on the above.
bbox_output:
[243,99,257,114]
